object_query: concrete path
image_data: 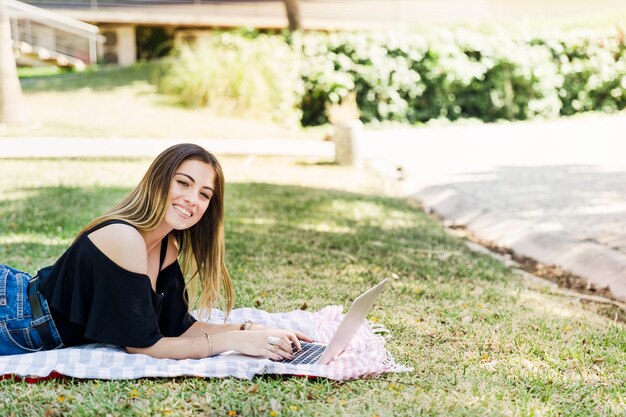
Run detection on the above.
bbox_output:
[360,113,626,302]
[0,137,334,159]
[2,113,626,301]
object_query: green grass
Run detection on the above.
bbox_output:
[18,62,159,93]
[6,63,320,140]
[0,157,625,416]
[16,65,69,79]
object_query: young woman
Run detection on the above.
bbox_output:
[0,143,312,359]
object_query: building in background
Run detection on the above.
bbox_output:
[10,0,626,67]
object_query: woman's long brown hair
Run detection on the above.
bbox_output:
[76,143,234,314]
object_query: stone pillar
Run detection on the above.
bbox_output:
[333,119,363,167]
[116,26,135,67]
[101,25,136,67]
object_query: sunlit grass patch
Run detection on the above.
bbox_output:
[295,222,354,234]
[0,234,72,246]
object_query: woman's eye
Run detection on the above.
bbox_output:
[200,193,210,200]
[177,180,189,187]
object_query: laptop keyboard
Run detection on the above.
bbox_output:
[273,342,327,365]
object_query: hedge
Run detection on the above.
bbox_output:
[159,28,626,126]
[158,33,302,125]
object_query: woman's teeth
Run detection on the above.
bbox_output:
[174,205,192,217]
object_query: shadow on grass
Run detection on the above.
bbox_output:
[0,185,130,239]
[19,62,160,93]
[0,185,130,271]
[1,181,506,293]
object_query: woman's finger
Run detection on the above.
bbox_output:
[279,335,295,353]
[266,348,283,361]
[284,332,302,351]
[276,337,294,356]
[270,343,292,360]
[294,330,314,343]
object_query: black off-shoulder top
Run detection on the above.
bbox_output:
[37,220,196,348]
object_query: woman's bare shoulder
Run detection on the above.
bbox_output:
[87,223,148,275]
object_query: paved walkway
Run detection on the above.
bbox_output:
[2,113,626,301]
[0,137,334,158]
[360,113,626,302]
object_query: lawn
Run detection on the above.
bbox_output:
[0,156,624,417]
[6,63,324,140]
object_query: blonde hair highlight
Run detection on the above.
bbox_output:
[76,143,234,314]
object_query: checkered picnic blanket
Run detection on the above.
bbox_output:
[0,307,411,381]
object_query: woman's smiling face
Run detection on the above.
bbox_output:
[165,159,216,230]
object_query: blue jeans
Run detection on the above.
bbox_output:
[0,264,64,355]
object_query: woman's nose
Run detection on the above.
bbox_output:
[183,192,197,205]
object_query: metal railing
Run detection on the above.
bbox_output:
[7,0,103,65]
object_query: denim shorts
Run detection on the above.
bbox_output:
[0,264,64,355]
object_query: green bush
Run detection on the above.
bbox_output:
[159,27,626,127]
[300,30,566,125]
[537,29,626,115]
[136,26,174,60]
[157,33,302,125]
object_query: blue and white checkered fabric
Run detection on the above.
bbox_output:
[0,307,411,381]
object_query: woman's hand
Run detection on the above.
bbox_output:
[230,328,314,361]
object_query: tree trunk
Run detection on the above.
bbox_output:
[283,0,302,32]
[0,0,25,125]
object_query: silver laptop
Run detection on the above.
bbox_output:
[274,278,388,365]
